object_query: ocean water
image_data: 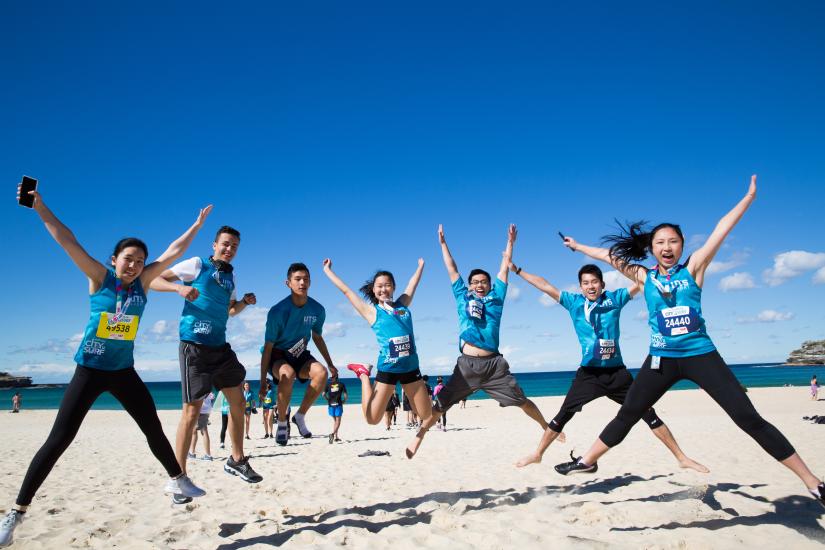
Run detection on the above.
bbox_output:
[2,363,822,411]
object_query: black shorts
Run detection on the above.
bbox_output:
[433,354,527,412]
[179,341,246,403]
[269,348,318,383]
[375,369,423,386]
[550,366,662,431]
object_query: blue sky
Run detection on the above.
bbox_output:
[2,1,824,383]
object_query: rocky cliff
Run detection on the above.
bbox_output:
[0,371,33,388]
[786,340,825,365]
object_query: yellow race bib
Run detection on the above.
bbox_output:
[96,313,140,341]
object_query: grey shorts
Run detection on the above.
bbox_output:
[433,354,527,412]
[179,341,246,403]
[196,413,210,431]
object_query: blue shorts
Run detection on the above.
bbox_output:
[328,404,343,417]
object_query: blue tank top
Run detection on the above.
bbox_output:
[74,269,147,371]
[179,257,235,346]
[370,302,420,373]
[560,288,631,367]
[644,264,716,357]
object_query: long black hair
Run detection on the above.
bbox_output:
[360,270,396,304]
[602,220,683,266]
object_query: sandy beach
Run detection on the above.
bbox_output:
[1,386,824,549]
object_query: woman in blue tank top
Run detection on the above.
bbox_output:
[323,258,433,426]
[1,185,214,545]
[551,176,825,506]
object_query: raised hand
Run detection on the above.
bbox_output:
[438,224,446,244]
[195,205,213,226]
[16,184,42,211]
[508,224,517,243]
[323,258,333,271]
[563,236,578,251]
[417,257,425,268]
[747,174,757,199]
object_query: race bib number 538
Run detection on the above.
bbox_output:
[96,313,139,341]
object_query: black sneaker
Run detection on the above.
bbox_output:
[811,483,825,508]
[172,494,193,505]
[554,451,598,476]
[224,456,263,483]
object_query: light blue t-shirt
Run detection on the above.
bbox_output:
[371,302,419,373]
[264,296,325,357]
[452,277,507,353]
[74,269,147,371]
[559,288,631,367]
[174,256,237,346]
[644,264,716,357]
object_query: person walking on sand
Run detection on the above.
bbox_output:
[511,259,706,473]
[551,176,825,508]
[406,225,551,459]
[11,393,21,414]
[190,391,215,461]
[261,380,275,438]
[260,263,337,446]
[323,373,348,442]
[149,225,262,486]
[1,185,210,547]
[811,375,819,401]
[323,258,433,428]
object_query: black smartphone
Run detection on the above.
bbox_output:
[19,176,38,208]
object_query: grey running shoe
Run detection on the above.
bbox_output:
[171,494,193,505]
[0,510,23,548]
[554,451,598,476]
[224,456,263,483]
[164,475,206,498]
[276,422,289,446]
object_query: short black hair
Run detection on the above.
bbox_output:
[578,264,604,284]
[215,225,241,241]
[468,269,491,284]
[112,237,148,260]
[287,262,310,279]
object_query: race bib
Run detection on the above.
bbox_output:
[96,313,139,341]
[288,338,307,358]
[656,306,699,337]
[597,338,616,360]
[466,299,485,320]
[388,335,413,360]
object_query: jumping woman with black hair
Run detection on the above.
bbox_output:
[322,258,432,427]
[552,176,825,506]
[1,185,212,547]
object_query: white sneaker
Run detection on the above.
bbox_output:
[164,475,206,498]
[0,510,23,547]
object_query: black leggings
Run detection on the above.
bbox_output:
[599,351,795,461]
[220,413,229,444]
[16,365,181,506]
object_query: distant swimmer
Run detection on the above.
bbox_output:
[1,184,210,547]
[406,224,550,459]
[511,259,706,473]
[323,258,433,428]
[550,176,825,508]
[259,263,337,445]
[150,225,262,485]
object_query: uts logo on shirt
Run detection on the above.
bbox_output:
[303,316,317,325]
[130,295,146,307]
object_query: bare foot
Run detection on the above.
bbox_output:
[679,457,710,473]
[405,429,426,460]
[515,452,542,468]
[557,432,566,443]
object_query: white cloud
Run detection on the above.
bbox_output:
[226,305,268,351]
[9,333,84,355]
[736,309,795,324]
[143,320,178,343]
[12,362,77,375]
[635,309,649,321]
[336,302,361,318]
[603,270,631,291]
[813,266,825,285]
[323,321,347,338]
[762,250,825,286]
[506,284,522,302]
[719,272,757,292]
[707,249,750,275]
[538,294,557,308]
[499,345,519,356]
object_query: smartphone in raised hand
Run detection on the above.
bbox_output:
[18,176,38,208]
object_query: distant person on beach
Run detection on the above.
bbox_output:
[385,391,400,429]
[150,225,262,487]
[1,185,210,547]
[511,261,707,472]
[323,258,433,427]
[243,382,256,440]
[323,374,348,442]
[190,391,214,461]
[433,377,447,431]
[551,176,825,507]
[217,389,231,449]
[261,380,274,438]
[259,263,337,446]
[406,224,551,459]
[812,375,819,401]
[11,392,21,413]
